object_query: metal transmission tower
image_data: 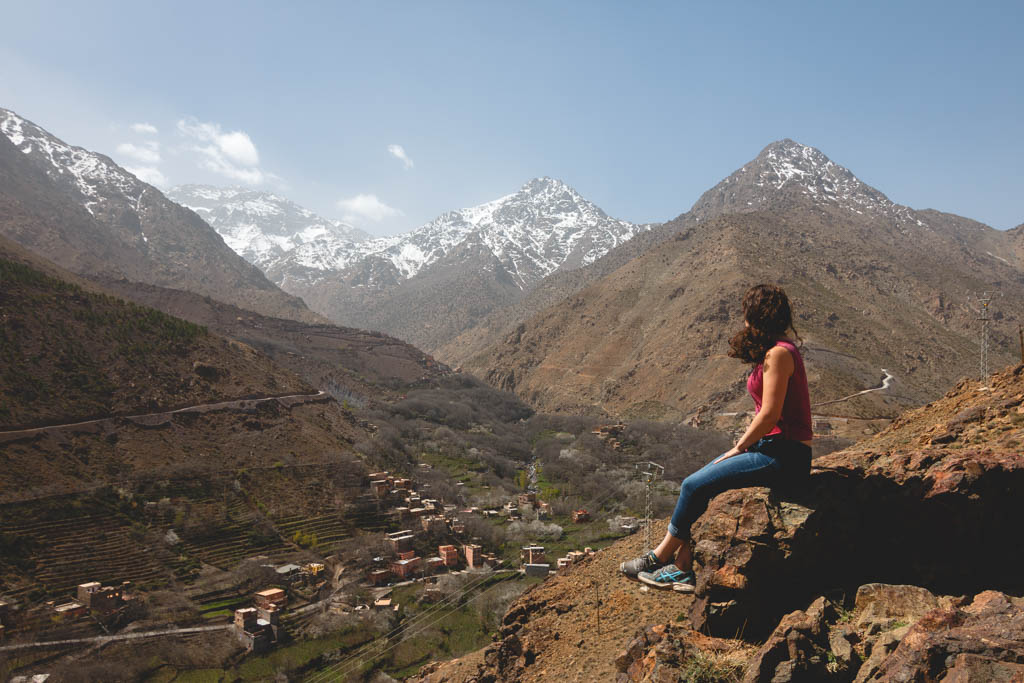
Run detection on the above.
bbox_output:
[635,461,664,550]
[974,292,998,386]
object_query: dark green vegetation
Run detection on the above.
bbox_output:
[0,256,308,429]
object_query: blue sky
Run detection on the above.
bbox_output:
[2,1,1021,235]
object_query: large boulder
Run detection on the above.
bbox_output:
[687,442,1024,639]
[866,590,1024,681]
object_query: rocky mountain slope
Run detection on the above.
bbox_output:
[416,364,1024,682]
[95,276,453,408]
[0,108,318,322]
[461,140,1024,420]
[0,235,309,430]
[193,177,653,350]
[165,184,369,269]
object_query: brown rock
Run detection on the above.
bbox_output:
[688,443,1024,639]
[742,597,834,683]
[866,591,1024,681]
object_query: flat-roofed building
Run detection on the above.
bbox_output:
[254,588,287,610]
[520,546,546,565]
[438,545,459,567]
[390,556,421,580]
[463,544,482,569]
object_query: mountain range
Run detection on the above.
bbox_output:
[0,109,318,322]
[454,139,1024,419]
[171,177,654,350]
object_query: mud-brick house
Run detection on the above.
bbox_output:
[463,544,482,569]
[76,581,131,614]
[421,515,446,534]
[438,545,459,567]
[572,509,590,523]
[234,607,276,653]
[386,530,415,554]
[368,568,391,586]
[518,492,537,505]
[254,588,287,610]
[390,556,422,580]
[53,601,87,619]
[520,546,546,565]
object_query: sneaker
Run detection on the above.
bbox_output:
[638,565,695,590]
[671,571,697,593]
[619,550,663,580]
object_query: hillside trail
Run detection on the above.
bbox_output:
[0,390,327,437]
[811,368,894,408]
[0,624,230,653]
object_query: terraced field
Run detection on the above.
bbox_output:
[177,499,291,570]
[3,513,170,596]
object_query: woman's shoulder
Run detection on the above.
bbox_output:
[765,343,796,367]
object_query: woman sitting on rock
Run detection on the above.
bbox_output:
[620,283,813,591]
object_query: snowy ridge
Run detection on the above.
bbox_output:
[712,139,928,231]
[0,108,149,217]
[166,185,369,268]
[270,177,652,289]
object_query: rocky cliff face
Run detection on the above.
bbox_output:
[0,109,318,322]
[414,364,1024,682]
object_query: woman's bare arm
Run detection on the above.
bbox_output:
[713,345,794,463]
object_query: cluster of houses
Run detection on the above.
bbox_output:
[364,469,606,588]
[518,544,597,577]
[367,541,502,586]
[44,580,137,621]
[591,423,627,451]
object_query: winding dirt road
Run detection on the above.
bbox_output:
[0,390,328,438]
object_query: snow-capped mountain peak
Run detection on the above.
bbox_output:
[693,138,928,230]
[166,184,370,268]
[0,108,149,216]
[267,177,653,291]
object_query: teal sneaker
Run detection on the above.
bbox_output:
[638,565,696,591]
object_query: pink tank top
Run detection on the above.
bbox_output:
[746,340,812,441]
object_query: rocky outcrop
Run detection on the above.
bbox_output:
[689,366,1024,640]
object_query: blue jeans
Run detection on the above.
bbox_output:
[667,436,811,538]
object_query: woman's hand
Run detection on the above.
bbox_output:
[712,447,742,465]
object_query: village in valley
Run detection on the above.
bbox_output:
[0,448,640,664]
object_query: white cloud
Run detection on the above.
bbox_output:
[116,141,160,164]
[176,118,264,184]
[387,144,414,170]
[126,165,168,187]
[131,122,159,135]
[336,194,402,223]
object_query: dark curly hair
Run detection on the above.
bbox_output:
[727,284,800,365]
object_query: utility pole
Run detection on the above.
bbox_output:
[1018,324,1023,365]
[592,580,601,635]
[635,461,665,550]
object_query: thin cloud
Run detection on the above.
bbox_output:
[126,165,167,187]
[131,122,159,135]
[337,193,402,223]
[116,141,160,164]
[388,144,414,170]
[177,117,265,184]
